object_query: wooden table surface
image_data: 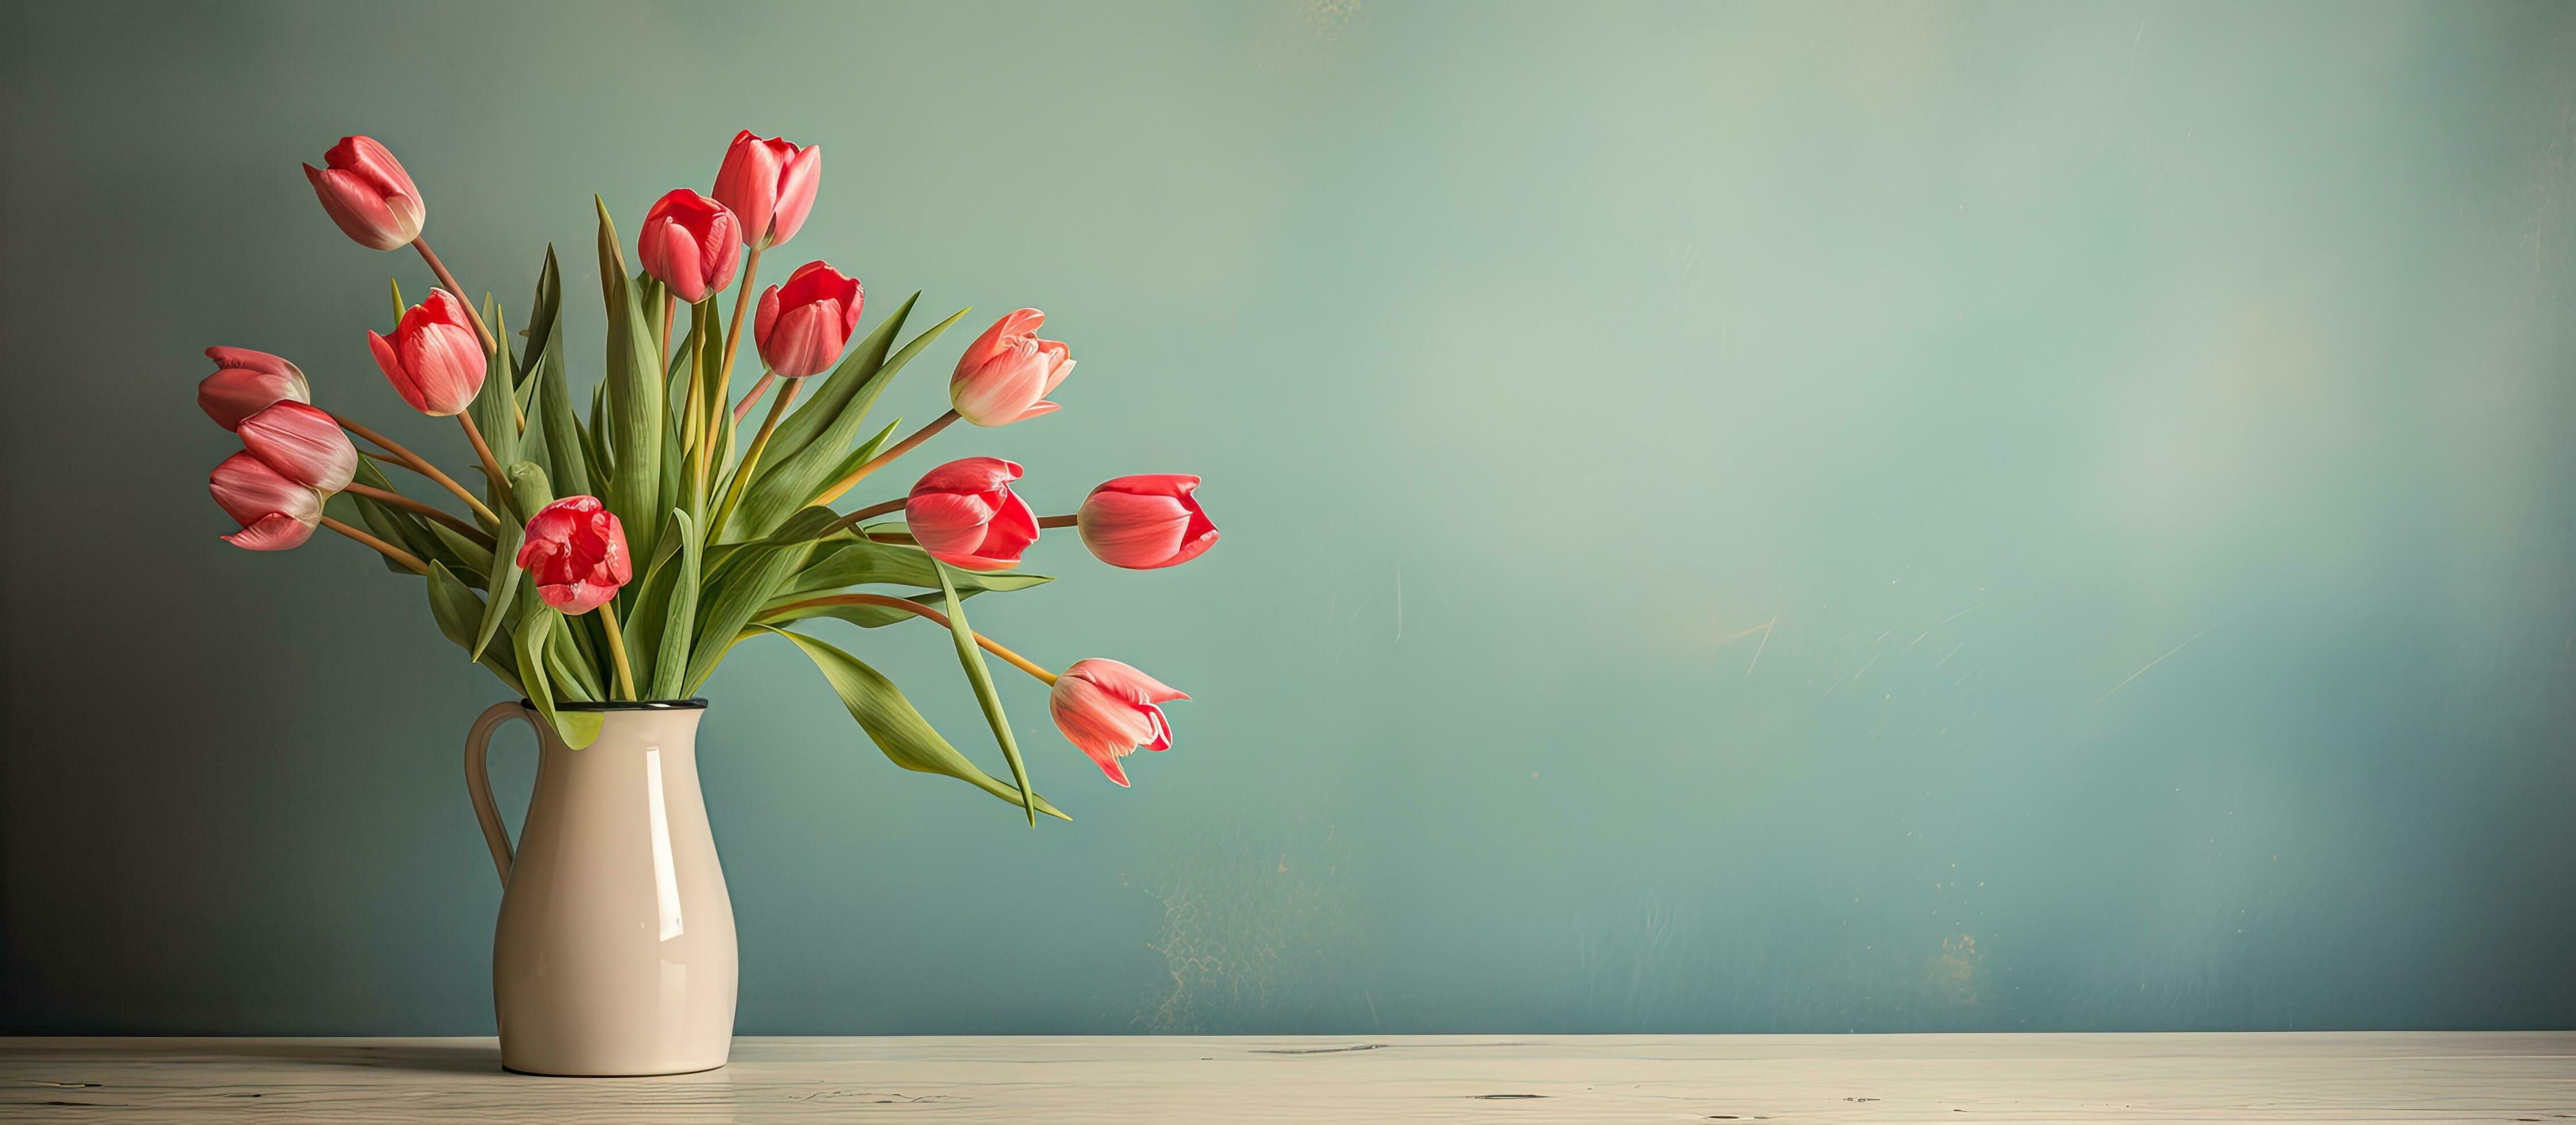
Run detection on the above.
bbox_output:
[3,1033,2571,1122]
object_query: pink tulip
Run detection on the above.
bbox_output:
[197,347,311,431]
[515,496,633,615]
[1048,658,1189,787]
[752,261,862,379]
[368,289,486,416]
[1077,475,1218,569]
[210,451,322,552]
[711,130,821,249]
[637,189,741,304]
[238,401,357,494]
[948,309,1074,426]
[905,457,1039,571]
[302,135,425,251]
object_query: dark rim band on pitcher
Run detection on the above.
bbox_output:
[518,698,710,712]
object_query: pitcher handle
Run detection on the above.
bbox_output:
[463,701,531,886]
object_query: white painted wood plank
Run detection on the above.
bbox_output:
[3,1033,2571,1123]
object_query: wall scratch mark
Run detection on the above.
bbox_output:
[2098,622,2218,702]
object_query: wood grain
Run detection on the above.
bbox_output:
[3,1033,2571,1122]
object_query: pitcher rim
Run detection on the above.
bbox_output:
[520,697,710,712]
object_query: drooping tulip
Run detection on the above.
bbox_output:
[198,347,311,431]
[238,401,357,494]
[368,289,486,416]
[752,261,862,380]
[949,309,1073,426]
[1048,658,1189,787]
[515,496,633,615]
[711,130,821,249]
[210,451,323,551]
[905,457,1038,571]
[302,135,425,251]
[637,189,741,304]
[1077,475,1218,569]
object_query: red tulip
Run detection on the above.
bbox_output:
[711,130,821,249]
[302,135,424,251]
[949,309,1073,426]
[210,451,322,552]
[368,289,486,416]
[198,347,311,431]
[515,496,633,615]
[238,401,357,494]
[1048,658,1189,787]
[905,457,1038,571]
[637,189,741,304]
[752,261,862,379]
[1077,475,1217,569]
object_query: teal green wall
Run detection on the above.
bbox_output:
[5,0,2573,1033]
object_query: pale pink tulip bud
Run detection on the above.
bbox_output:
[367,289,486,416]
[210,451,322,551]
[238,401,357,494]
[711,130,821,249]
[948,309,1073,426]
[638,189,741,304]
[752,261,862,380]
[302,135,425,251]
[1048,658,1189,787]
[197,347,311,431]
[905,457,1038,571]
[1077,475,1217,569]
[515,496,633,615]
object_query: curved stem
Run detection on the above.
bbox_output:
[344,483,497,548]
[333,413,500,527]
[454,412,514,515]
[763,593,1059,685]
[812,410,960,506]
[597,602,639,701]
[411,237,497,354]
[818,498,908,538]
[731,369,779,425]
[1036,514,1078,529]
[710,377,798,538]
[320,515,427,575]
[714,245,765,443]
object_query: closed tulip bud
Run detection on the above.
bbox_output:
[198,347,311,431]
[752,261,862,380]
[1048,658,1189,787]
[368,289,486,416]
[637,189,741,304]
[906,457,1039,571]
[949,309,1074,426]
[210,451,322,552]
[1078,475,1218,569]
[238,401,357,494]
[711,130,821,249]
[515,496,633,615]
[303,135,425,251]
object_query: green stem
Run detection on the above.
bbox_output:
[597,602,639,700]
[411,237,497,355]
[812,410,959,506]
[709,376,797,538]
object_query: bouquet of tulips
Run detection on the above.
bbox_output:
[202,132,1217,821]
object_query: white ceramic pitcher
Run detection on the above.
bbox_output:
[463,699,737,1076]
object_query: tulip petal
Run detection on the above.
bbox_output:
[238,401,356,493]
[223,512,319,552]
[769,143,821,245]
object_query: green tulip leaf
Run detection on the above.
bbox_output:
[426,562,523,694]
[756,625,1066,821]
[937,561,1034,824]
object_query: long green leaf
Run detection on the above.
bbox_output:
[426,562,523,693]
[682,506,838,694]
[596,196,663,550]
[760,589,980,630]
[779,537,1052,602]
[757,626,1067,820]
[471,461,552,662]
[649,510,702,700]
[471,299,520,485]
[734,304,968,540]
[537,324,590,498]
[937,562,1034,824]
[515,245,562,405]
[515,609,602,749]
[764,292,917,469]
